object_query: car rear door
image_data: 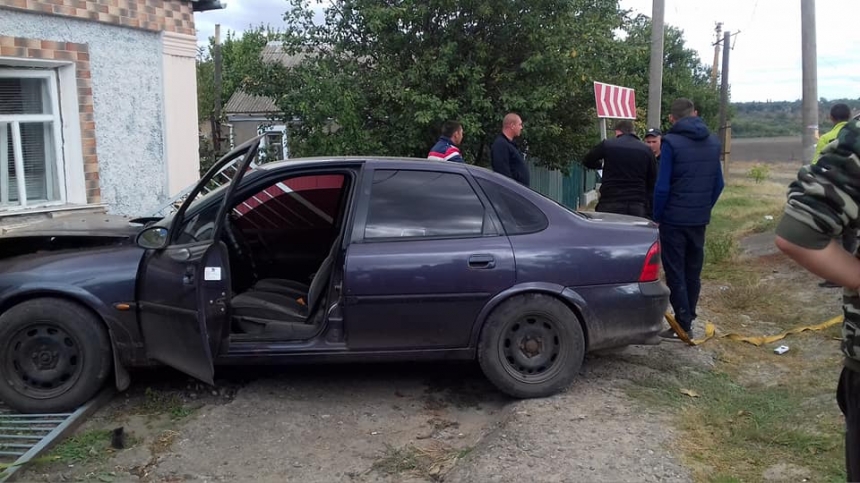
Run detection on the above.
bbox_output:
[343,166,516,349]
[137,136,262,384]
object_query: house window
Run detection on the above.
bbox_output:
[0,70,65,209]
[257,124,288,161]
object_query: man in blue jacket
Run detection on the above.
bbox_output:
[653,98,724,340]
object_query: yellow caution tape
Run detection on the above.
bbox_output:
[663,313,843,347]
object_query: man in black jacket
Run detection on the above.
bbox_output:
[583,120,658,218]
[490,113,530,187]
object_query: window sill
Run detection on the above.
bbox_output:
[0,203,108,233]
[0,203,107,218]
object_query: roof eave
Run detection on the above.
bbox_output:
[191,0,226,12]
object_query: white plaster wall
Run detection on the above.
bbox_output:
[0,10,166,216]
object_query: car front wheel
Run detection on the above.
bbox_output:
[478,293,585,398]
[0,298,112,414]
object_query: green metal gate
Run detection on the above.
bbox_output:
[528,160,598,209]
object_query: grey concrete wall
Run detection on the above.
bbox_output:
[230,120,262,148]
[0,10,166,216]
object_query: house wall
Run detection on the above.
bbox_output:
[230,119,262,148]
[0,10,166,215]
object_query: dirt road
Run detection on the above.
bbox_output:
[22,338,706,483]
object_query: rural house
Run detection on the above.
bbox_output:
[223,42,310,160]
[0,0,223,228]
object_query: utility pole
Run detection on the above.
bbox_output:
[718,30,731,177]
[801,0,818,164]
[212,24,223,154]
[710,22,723,89]
[646,0,665,128]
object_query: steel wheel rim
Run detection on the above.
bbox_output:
[498,313,568,384]
[4,323,84,399]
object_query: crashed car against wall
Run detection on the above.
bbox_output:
[0,135,669,413]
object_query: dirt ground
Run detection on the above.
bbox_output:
[17,159,848,483]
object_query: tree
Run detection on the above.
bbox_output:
[244,0,719,170]
[196,24,281,173]
[615,14,720,133]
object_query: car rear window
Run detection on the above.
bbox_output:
[476,178,548,235]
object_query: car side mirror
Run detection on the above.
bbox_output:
[136,226,169,250]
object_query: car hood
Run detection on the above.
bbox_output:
[0,213,150,239]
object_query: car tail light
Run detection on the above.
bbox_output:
[639,241,661,282]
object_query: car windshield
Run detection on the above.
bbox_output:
[147,150,258,225]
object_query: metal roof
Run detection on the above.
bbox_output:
[224,90,279,115]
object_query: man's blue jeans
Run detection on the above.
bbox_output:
[659,223,706,333]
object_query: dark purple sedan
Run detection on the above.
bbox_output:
[0,136,668,413]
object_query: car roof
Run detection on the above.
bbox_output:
[256,156,488,173]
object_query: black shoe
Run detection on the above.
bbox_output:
[819,281,840,288]
[659,328,684,340]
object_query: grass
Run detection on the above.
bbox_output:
[140,387,194,421]
[45,429,113,465]
[372,441,470,480]
[630,168,848,483]
[628,368,846,482]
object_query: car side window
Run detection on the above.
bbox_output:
[476,178,548,235]
[174,202,220,245]
[364,170,486,240]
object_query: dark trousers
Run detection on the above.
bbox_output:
[659,223,706,332]
[844,229,859,254]
[838,366,860,482]
[596,200,650,219]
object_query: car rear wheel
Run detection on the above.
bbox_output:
[478,293,585,398]
[0,298,112,414]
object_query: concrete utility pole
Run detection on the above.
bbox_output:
[801,0,819,164]
[718,31,731,177]
[710,22,723,89]
[213,24,223,154]
[646,0,665,128]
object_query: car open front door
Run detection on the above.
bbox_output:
[137,136,263,385]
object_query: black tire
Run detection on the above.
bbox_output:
[478,293,585,398]
[0,298,112,414]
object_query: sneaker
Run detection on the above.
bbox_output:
[659,327,695,340]
[659,328,684,340]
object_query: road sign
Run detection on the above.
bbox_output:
[593,82,637,119]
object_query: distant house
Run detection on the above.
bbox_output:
[0,0,223,229]
[223,42,314,161]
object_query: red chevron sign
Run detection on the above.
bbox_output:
[593,81,637,119]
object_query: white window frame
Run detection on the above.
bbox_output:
[0,69,66,209]
[257,124,288,161]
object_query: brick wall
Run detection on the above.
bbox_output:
[0,37,100,204]
[0,0,195,36]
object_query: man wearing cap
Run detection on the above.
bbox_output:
[583,120,658,219]
[645,127,662,171]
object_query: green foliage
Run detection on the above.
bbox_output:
[731,98,860,138]
[241,0,718,170]
[196,25,279,123]
[747,164,769,183]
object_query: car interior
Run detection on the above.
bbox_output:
[181,170,353,339]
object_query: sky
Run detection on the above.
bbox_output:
[193,0,860,103]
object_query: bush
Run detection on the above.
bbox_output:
[747,164,770,184]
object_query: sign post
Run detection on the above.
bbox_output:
[593,81,637,140]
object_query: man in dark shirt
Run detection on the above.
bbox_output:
[491,113,530,187]
[582,120,657,219]
[644,127,662,171]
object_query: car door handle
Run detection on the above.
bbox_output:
[468,254,496,269]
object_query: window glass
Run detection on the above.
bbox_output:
[476,178,548,235]
[365,170,485,239]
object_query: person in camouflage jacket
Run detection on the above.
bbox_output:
[775,118,860,481]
